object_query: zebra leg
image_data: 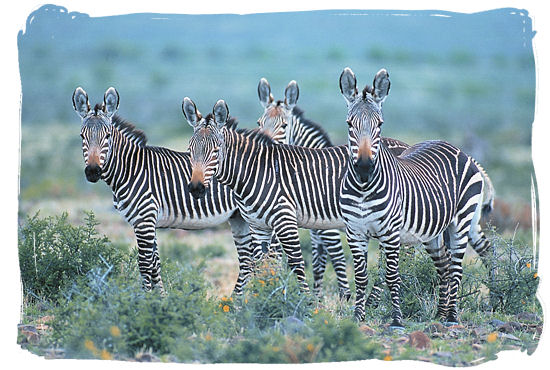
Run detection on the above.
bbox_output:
[310,229,328,298]
[315,229,351,301]
[424,235,451,321]
[364,237,385,308]
[469,223,492,266]
[446,221,469,325]
[134,220,164,292]
[272,216,309,291]
[380,235,403,328]
[227,212,254,295]
[346,228,369,321]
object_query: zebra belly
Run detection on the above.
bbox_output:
[156,209,235,230]
[297,213,345,230]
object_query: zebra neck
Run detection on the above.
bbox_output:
[101,129,140,192]
[288,111,332,149]
[216,129,271,198]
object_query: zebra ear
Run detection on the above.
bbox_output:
[339,67,358,105]
[372,69,390,104]
[258,78,273,108]
[182,97,202,128]
[72,87,90,118]
[103,87,119,118]
[284,80,299,107]
[213,100,229,128]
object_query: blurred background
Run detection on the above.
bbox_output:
[18,5,536,252]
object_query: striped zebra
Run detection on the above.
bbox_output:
[72,87,254,293]
[256,78,411,301]
[184,97,354,292]
[338,67,489,327]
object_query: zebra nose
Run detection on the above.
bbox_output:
[354,156,374,183]
[188,181,206,199]
[84,164,102,183]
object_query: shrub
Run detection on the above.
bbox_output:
[233,255,316,331]
[49,256,218,358]
[18,211,125,302]
[459,230,539,315]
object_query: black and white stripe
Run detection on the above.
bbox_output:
[339,68,488,327]
[73,87,252,293]
[185,98,352,293]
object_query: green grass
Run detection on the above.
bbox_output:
[17,211,542,364]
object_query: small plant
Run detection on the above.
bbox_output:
[18,211,125,302]
[49,257,218,358]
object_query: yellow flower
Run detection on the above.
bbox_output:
[244,298,248,304]
[526,262,532,268]
[84,339,96,352]
[205,333,212,341]
[383,355,393,361]
[109,326,121,337]
[270,269,276,276]
[306,343,315,352]
[272,346,280,352]
[487,332,498,343]
[221,296,228,301]
[313,308,319,315]
[534,272,539,279]
[223,305,230,313]
[259,280,266,286]
[324,320,328,325]
[100,349,113,360]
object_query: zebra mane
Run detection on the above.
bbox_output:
[111,114,148,146]
[235,126,277,146]
[291,106,333,146]
[203,113,240,131]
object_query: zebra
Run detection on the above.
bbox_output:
[338,67,489,327]
[184,97,355,293]
[256,77,411,301]
[72,86,255,293]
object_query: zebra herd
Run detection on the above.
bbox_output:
[73,67,494,328]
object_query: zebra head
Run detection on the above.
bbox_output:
[257,78,299,144]
[339,67,390,183]
[72,87,119,183]
[183,97,228,199]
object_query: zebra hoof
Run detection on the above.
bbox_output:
[389,319,405,331]
[443,320,459,327]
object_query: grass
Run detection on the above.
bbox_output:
[16,211,542,365]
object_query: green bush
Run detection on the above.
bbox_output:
[460,230,539,315]
[18,211,125,302]
[49,257,218,358]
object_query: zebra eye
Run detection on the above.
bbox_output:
[377,120,383,128]
[105,133,111,139]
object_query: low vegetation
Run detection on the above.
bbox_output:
[17,212,541,364]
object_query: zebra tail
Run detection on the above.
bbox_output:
[472,158,495,216]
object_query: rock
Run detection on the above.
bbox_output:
[18,324,39,344]
[472,343,483,350]
[396,336,409,344]
[425,322,448,334]
[498,322,522,333]
[358,324,376,336]
[489,319,506,328]
[408,331,431,350]
[516,312,540,322]
[499,332,521,341]
[434,351,453,358]
[135,352,160,362]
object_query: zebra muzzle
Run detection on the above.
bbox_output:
[84,164,102,183]
[354,156,374,183]
[188,180,206,199]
